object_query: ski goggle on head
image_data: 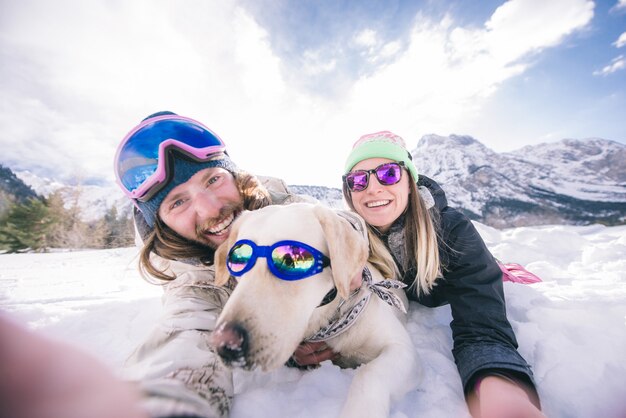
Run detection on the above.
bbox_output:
[227,239,331,281]
[114,115,226,203]
[343,161,406,192]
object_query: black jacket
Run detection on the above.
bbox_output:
[380,175,535,393]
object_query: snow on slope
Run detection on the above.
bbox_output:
[2,223,626,417]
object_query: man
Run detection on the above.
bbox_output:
[115,111,308,418]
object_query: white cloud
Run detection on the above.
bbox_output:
[379,41,402,58]
[593,55,626,76]
[454,0,594,65]
[0,0,302,182]
[0,0,598,187]
[353,29,401,63]
[300,50,337,76]
[610,0,626,12]
[614,32,626,48]
[345,0,594,140]
[354,29,378,48]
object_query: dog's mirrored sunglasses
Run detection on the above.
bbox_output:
[226,239,331,281]
[343,161,405,192]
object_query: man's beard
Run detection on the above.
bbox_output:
[194,202,243,249]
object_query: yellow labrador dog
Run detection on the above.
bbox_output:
[212,203,416,418]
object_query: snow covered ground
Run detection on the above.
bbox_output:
[1,222,626,418]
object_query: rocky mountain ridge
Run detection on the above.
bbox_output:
[3,136,625,228]
[411,135,626,226]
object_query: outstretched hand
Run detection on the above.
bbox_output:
[467,375,545,418]
[291,341,338,367]
[0,313,147,418]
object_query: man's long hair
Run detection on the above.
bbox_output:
[138,170,271,282]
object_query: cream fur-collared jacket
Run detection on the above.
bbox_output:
[123,177,313,418]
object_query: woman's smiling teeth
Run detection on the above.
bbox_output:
[366,199,391,208]
[206,212,236,236]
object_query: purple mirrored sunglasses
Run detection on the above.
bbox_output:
[343,161,405,192]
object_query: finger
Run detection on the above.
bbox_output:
[480,400,546,418]
[293,347,337,366]
[294,341,328,356]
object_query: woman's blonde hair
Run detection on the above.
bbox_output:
[138,170,271,282]
[343,174,441,296]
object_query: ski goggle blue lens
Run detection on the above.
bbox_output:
[114,115,226,202]
[227,239,331,281]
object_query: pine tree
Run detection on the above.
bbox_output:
[102,206,135,248]
[45,188,95,249]
[0,198,55,252]
[88,218,110,249]
[46,189,73,249]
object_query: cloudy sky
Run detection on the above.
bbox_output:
[1,0,625,187]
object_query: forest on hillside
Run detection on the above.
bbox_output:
[0,189,134,253]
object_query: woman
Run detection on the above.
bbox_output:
[341,131,543,418]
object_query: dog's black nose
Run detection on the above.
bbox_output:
[212,321,249,366]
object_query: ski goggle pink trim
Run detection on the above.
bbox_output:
[114,115,226,202]
[343,161,405,192]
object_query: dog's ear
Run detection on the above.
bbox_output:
[213,211,247,286]
[313,205,369,299]
[214,241,231,286]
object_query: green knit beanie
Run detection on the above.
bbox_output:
[344,131,419,181]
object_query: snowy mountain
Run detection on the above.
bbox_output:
[0,165,39,214]
[8,135,626,227]
[14,170,133,222]
[411,135,626,227]
[289,184,346,209]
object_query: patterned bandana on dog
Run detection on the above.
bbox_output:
[305,267,407,342]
